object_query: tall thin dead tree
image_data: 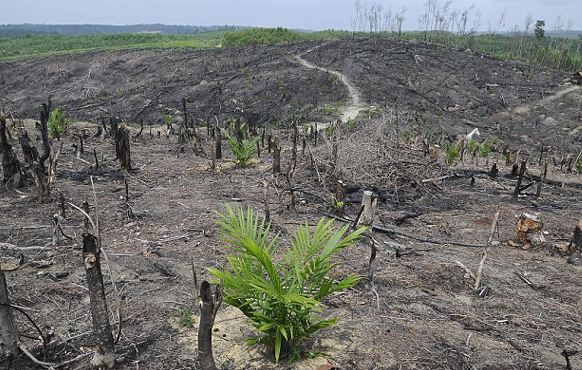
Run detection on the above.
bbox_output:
[0,268,19,366]
[83,233,115,369]
[30,100,62,200]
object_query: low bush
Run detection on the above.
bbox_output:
[47,108,71,139]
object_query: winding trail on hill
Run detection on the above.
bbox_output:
[513,84,581,114]
[295,46,366,123]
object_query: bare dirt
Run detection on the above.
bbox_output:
[1,37,582,370]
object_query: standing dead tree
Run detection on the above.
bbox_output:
[0,116,22,186]
[83,233,116,369]
[30,101,61,200]
[0,268,19,366]
[197,280,222,370]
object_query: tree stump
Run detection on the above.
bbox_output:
[272,136,281,175]
[0,269,19,365]
[118,126,131,172]
[358,191,378,227]
[215,128,222,160]
[82,234,115,369]
[0,116,21,185]
[198,281,221,370]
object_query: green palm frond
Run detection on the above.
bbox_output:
[226,134,259,167]
[209,204,364,363]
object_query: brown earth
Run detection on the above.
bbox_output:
[1,38,582,370]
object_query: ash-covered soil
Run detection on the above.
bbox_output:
[1,37,582,370]
[1,38,580,151]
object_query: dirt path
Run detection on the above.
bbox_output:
[513,84,581,114]
[295,46,365,123]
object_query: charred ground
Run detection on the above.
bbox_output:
[1,37,582,370]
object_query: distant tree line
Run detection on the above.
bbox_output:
[0,24,241,38]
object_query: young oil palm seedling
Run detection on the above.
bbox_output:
[226,135,259,167]
[209,205,365,362]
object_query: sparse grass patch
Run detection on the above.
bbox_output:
[445,143,460,166]
[178,308,194,328]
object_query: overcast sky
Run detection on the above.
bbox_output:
[1,0,581,31]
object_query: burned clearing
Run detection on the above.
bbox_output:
[1,37,582,370]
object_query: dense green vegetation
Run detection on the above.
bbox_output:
[0,33,223,60]
[222,27,306,47]
[221,27,352,47]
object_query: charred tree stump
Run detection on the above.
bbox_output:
[358,191,378,227]
[214,128,222,160]
[0,116,21,185]
[118,126,131,172]
[513,159,527,196]
[234,118,243,144]
[19,129,38,166]
[536,162,548,198]
[0,269,19,366]
[82,234,115,369]
[75,134,84,158]
[197,281,221,370]
[93,149,99,171]
[272,136,281,175]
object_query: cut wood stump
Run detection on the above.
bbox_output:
[83,234,115,369]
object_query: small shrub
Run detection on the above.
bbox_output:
[445,143,460,166]
[47,108,71,139]
[576,158,582,173]
[479,140,494,158]
[165,114,174,127]
[209,205,365,362]
[226,135,259,167]
[466,140,480,156]
[178,308,193,328]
